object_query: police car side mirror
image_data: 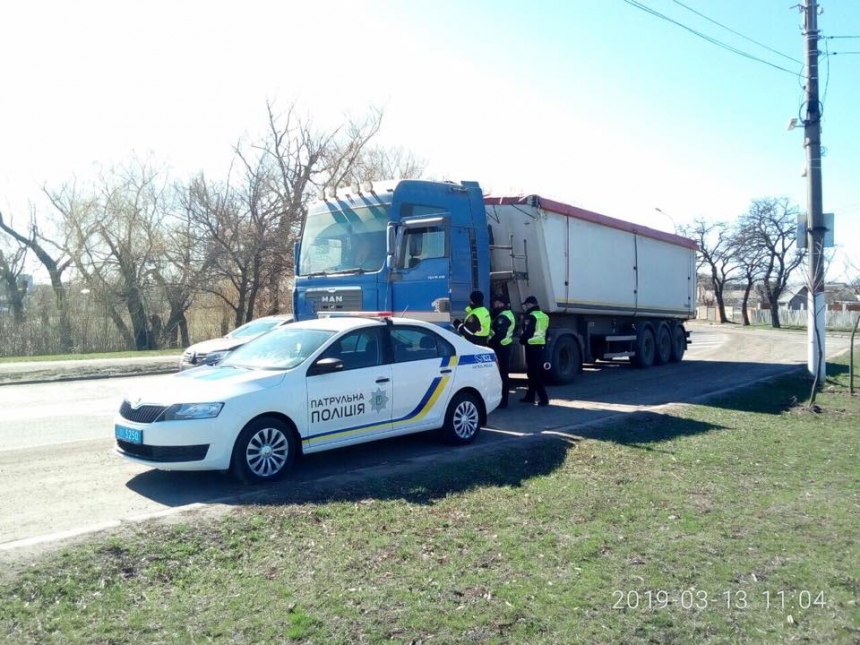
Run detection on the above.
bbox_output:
[308,357,344,376]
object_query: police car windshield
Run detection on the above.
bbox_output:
[299,202,389,275]
[221,326,335,370]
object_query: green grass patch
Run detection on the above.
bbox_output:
[0,349,181,363]
[2,364,858,644]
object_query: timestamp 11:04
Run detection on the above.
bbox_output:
[755,590,826,610]
[612,590,827,611]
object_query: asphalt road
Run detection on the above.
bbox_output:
[0,323,850,558]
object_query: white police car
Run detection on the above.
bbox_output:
[115,313,502,483]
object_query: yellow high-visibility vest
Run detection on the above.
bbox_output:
[498,309,515,345]
[465,306,491,338]
[528,310,549,345]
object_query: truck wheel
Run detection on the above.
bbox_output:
[548,335,581,385]
[633,325,656,369]
[670,323,687,363]
[440,392,482,445]
[654,323,672,365]
[231,416,298,484]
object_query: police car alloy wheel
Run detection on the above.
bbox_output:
[441,391,481,445]
[231,416,298,483]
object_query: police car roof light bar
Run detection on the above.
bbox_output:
[317,311,394,319]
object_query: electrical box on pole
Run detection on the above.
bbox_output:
[796,212,834,249]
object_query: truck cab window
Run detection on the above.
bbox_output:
[395,203,450,270]
[398,227,446,269]
[299,202,389,275]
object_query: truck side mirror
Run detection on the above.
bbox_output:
[386,223,397,257]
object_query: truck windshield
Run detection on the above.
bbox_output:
[299,202,390,275]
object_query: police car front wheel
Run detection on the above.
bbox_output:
[441,392,482,445]
[231,416,298,483]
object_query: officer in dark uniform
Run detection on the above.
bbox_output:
[489,294,515,408]
[452,290,491,346]
[519,295,549,406]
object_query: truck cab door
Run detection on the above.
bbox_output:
[389,212,451,320]
[448,225,476,314]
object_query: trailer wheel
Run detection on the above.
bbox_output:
[633,325,656,369]
[669,323,687,363]
[548,334,581,385]
[654,323,672,366]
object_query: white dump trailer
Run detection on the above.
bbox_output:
[293,180,697,384]
[485,195,697,383]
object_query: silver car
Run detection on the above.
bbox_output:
[179,314,294,370]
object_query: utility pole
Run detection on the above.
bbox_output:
[654,207,678,233]
[803,0,826,381]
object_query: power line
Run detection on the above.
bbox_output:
[823,35,860,39]
[620,0,799,76]
[829,51,860,55]
[832,201,860,215]
[670,0,802,64]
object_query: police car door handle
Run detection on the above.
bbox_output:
[375,377,390,383]
[440,369,452,374]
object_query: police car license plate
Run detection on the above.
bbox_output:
[115,425,143,445]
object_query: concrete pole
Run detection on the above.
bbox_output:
[803,0,826,381]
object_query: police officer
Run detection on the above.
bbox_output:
[519,295,549,406]
[452,290,491,346]
[489,294,515,408]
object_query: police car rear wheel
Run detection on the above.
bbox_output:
[442,392,481,445]
[231,417,297,484]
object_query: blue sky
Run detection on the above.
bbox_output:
[1,0,858,279]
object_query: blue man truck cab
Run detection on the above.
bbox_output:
[294,180,489,323]
[294,179,697,385]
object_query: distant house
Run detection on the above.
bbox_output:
[778,283,860,310]
[778,287,808,310]
[696,276,765,308]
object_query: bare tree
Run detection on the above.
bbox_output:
[47,160,169,350]
[183,164,279,328]
[845,256,860,296]
[0,235,28,325]
[148,186,216,348]
[2,102,404,354]
[257,101,386,313]
[739,198,806,328]
[0,208,73,350]
[318,107,385,191]
[730,223,767,326]
[682,218,737,323]
[348,145,427,182]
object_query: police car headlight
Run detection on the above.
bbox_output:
[162,402,224,421]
